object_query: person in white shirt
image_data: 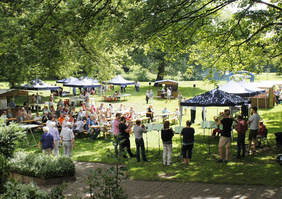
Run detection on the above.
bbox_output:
[60,122,75,157]
[247,107,260,154]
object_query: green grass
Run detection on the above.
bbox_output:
[4,75,282,186]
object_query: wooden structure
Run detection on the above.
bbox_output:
[155,79,179,99]
[0,89,29,115]
[250,82,275,109]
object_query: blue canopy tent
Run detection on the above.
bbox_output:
[103,75,135,93]
[56,77,78,84]
[63,77,101,88]
[21,79,59,90]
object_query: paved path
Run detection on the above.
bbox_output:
[41,161,282,199]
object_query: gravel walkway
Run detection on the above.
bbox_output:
[41,161,282,199]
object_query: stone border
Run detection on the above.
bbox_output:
[9,173,76,186]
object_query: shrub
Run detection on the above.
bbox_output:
[1,179,49,199]
[9,152,75,179]
[0,154,10,194]
[0,122,26,159]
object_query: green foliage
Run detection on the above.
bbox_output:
[0,154,10,194]
[1,179,49,199]
[49,182,69,199]
[9,152,75,179]
[0,123,26,158]
[86,166,128,199]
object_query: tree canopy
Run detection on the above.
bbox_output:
[0,0,281,86]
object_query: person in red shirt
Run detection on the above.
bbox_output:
[236,115,248,158]
[258,121,267,138]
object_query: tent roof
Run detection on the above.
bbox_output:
[180,89,250,107]
[0,89,28,98]
[64,77,101,88]
[251,82,276,89]
[56,77,78,83]
[239,80,265,94]
[218,80,259,97]
[21,79,59,90]
[104,75,134,85]
[155,79,179,85]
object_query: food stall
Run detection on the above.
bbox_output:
[155,79,179,99]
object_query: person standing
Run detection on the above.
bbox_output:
[181,120,195,165]
[190,106,196,123]
[38,127,54,156]
[149,90,154,103]
[177,92,183,107]
[136,81,140,92]
[166,88,171,103]
[145,90,149,104]
[49,122,60,156]
[60,122,75,157]
[247,107,260,154]
[216,109,233,163]
[146,104,154,123]
[119,116,135,158]
[133,120,149,162]
[236,115,248,158]
[113,113,121,155]
[161,121,174,165]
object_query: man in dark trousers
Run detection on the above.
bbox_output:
[119,116,136,158]
[216,109,234,163]
[236,115,248,158]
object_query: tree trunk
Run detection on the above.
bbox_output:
[154,60,165,87]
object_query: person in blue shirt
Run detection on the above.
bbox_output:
[38,127,54,156]
[86,114,100,141]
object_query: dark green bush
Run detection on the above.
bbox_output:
[1,179,49,199]
[0,123,26,158]
[0,154,10,194]
[9,152,75,179]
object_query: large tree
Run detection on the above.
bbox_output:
[0,0,124,86]
[116,0,281,80]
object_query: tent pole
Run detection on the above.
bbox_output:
[180,105,183,126]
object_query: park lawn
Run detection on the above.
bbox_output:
[8,74,282,186]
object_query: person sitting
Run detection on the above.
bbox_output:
[109,104,115,114]
[77,108,85,121]
[256,120,268,146]
[26,110,33,121]
[63,106,70,115]
[104,108,112,118]
[73,118,85,138]
[7,108,14,119]
[124,112,132,122]
[173,107,180,122]
[57,98,64,108]
[42,111,50,124]
[119,104,123,111]
[85,98,91,109]
[86,114,100,141]
[50,105,56,115]
[55,105,63,118]
[49,99,54,109]
[16,112,27,123]
[100,116,109,137]
[57,113,65,128]
[42,106,51,115]
[258,120,267,138]
[162,107,169,122]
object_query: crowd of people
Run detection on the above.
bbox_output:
[1,85,268,165]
